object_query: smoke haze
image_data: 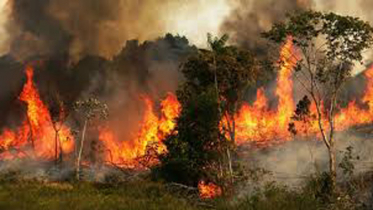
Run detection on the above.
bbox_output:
[0,0,229,61]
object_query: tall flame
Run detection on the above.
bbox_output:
[234,39,373,146]
[234,38,297,146]
[99,93,181,168]
[0,65,74,160]
[2,38,373,173]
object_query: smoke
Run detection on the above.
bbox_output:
[221,0,373,73]
[95,35,196,146]
[241,130,373,188]
[0,0,9,56]
[0,0,230,61]
[221,0,312,58]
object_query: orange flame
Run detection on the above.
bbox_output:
[234,38,297,146]
[234,38,373,146]
[198,181,222,199]
[100,93,181,168]
[2,38,373,170]
[0,65,74,160]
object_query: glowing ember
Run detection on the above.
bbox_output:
[198,181,222,199]
[0,65,74,160]
[99,93,181,168]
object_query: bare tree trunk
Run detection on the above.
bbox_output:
[232,116,236,144]
[328,94,338,190]
[312,94,337,190]
[213,53,234,184]
[76,120,88,181]
[59,139,63,163]
[54,129,59,164]
[329,139,337,190]
[226,149,233,184]
[227,114,235,184]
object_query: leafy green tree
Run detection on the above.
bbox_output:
[263,10,373,190]
[180,34,258,144]
[158,35,258,188]
[159,88,224,186]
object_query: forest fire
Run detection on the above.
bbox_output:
[198,181,223,199]
[233,39,373,146]
[234,38,297,146]
[2,37,373,165]
[99,93,181,168]
[0,64,181,168]
[2,36,373,166]
[0,65,74,160]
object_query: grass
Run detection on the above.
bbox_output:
[0,175,364,210]
[0,180,204,210]
[217,184,324,210]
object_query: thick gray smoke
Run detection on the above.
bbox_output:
[221,0,312,57]
[3,0,226,61]
[242,130,373,186]
[222,0,373,71]
[8,0,71,58]
[4,0,187,61]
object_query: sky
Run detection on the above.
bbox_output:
[0,0,9,55]
[162,0,232,47]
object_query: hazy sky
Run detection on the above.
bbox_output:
[162,0,232,47]
[0,0,9,55]
[0,0,372,63]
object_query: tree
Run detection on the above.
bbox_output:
[263,10,373,190]
[159,88,225,186]
[74,98,108,180]
[47,90,70,164]
[158,34,258,188]
[181,34,258,144]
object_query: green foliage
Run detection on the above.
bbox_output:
[157,35,258,188]
[263,10,373,63]
[157,88,227,186]
[207,33,230,54]
[179,34,258,115]
[263,10,373,91]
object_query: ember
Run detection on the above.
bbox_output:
[198,181,222,199]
